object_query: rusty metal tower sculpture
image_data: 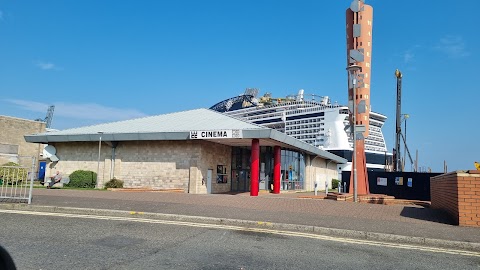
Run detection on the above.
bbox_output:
[346,0,373,197]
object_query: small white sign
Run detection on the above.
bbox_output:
[377,177,387,186]
[190,130,242,139]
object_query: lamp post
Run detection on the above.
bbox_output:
[347,64,362,202]
[97,131,104,188]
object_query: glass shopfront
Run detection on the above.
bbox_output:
[230,146,306,192]
[280,150,305,191]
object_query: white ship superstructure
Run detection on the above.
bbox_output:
[210,89,391,171]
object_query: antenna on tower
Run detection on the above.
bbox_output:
[35,105,55,128]
[45,105,55,128]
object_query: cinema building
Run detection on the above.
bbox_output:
[24,108,346,195]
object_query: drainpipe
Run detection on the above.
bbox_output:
[109,142,118,180]
[325,159,334,193]
[310,155,321,194]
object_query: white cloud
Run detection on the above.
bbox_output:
[402,45,422,64]
[36,61,57,70]
[5,99,147,122]
[6,99,47,113]
[434,36,469,58]
[403,51,414,63]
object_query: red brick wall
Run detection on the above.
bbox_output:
[431,171,480,227]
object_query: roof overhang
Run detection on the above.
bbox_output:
[24,132,190,143]
[25,129,347,164]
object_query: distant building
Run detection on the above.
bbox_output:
[0,115,46,167]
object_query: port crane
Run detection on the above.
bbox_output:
[394,70,414,172]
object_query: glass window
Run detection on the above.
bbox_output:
[280,150,305,191]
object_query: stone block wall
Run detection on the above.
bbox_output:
[48,140,231,194]
[0,116,45,167]
[50,140,203,191]
[116,141,200,191]
[197,141,231,194]
[305,155,340,192]
[431,171,480,227]
[46,142,103,181]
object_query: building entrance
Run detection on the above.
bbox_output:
[230,146,275,192]
[230,146,306,193]
[231,169,250,192]
[231,147,251,192]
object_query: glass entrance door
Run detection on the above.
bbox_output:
[231,169,250,192]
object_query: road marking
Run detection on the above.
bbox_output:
[1,209,479,257]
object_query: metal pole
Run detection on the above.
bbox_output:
[111,146,116,180]
[352,74,357,203]
[405,116,407,171]
[97,133,103,188]
[28,157,36,204]
[347,64,361,202]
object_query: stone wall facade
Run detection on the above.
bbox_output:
[0,116,45,167]
[47,139,338,194]
[305,156,340,191]
[48,140,232,194]
[431,171,480,227]
[197,141,231,194]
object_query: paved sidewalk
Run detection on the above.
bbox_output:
[1,189,479,249]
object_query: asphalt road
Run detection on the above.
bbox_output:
[0,211,479,270]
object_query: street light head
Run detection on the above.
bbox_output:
[395,69,402,78]
[346,64,362,74]
[97,131,104,134]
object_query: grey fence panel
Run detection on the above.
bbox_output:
[0,156,35,204]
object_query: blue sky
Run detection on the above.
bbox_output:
[0,0,477,172]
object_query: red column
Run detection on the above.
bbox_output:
[273,146,281,194]
[250,139,260,196]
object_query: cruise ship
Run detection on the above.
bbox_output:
[210,89,392,171]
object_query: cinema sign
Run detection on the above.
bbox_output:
[190,129,242,139]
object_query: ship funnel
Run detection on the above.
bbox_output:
[320,96,330,105]
[297,89,305,101]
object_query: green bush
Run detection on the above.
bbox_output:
[104,178,124,189]
[331,179,340,189]
[65,170,97,188]
[0,162,27,185]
